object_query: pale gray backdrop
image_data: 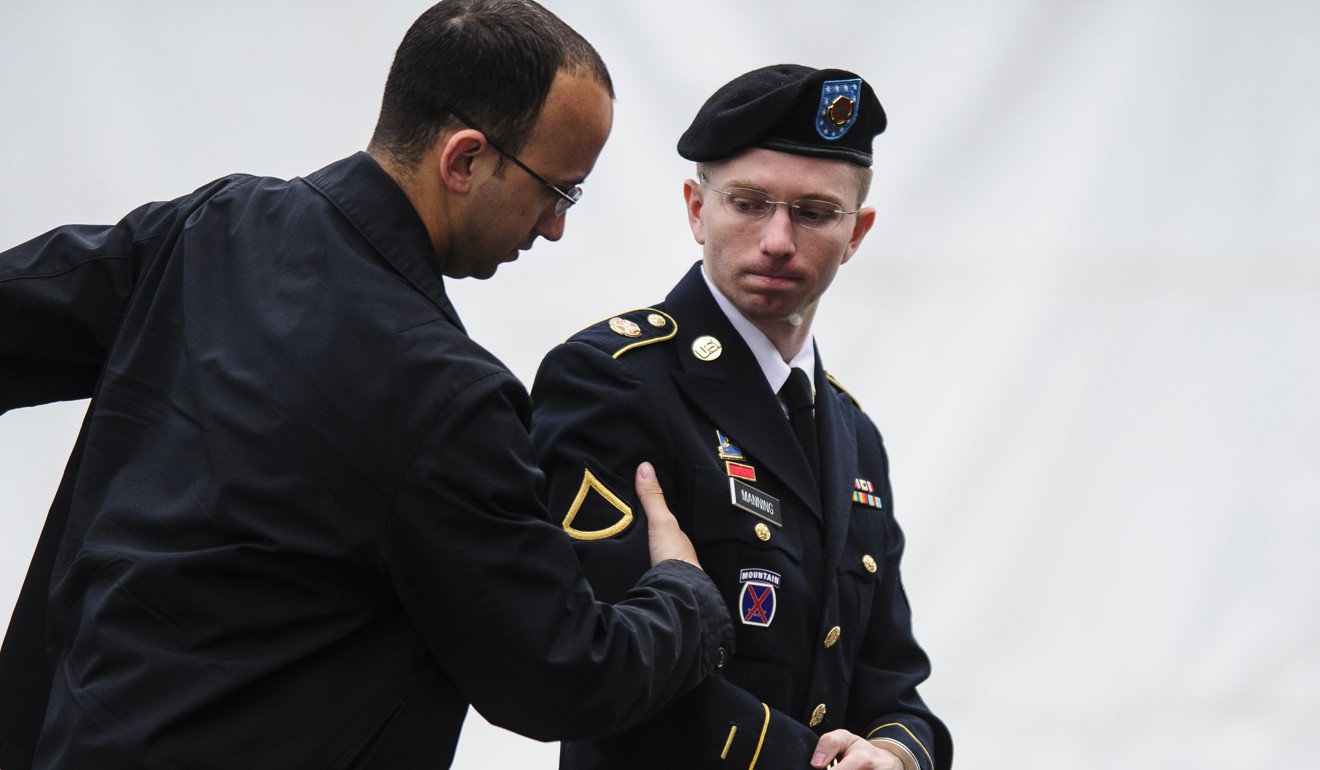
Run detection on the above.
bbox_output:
[2,1,1317,768]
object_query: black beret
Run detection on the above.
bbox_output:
[678,64,886,167]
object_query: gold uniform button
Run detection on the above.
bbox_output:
[861,554,877,573]
[823,626,841,648]
[754,522,772,541]
[809,703,827,727]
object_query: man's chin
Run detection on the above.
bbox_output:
[457,258,508,281]
[481,250,524,279]
[446,249,520,280]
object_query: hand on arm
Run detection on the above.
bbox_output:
[811,730,913,770]
[637,462,701,569]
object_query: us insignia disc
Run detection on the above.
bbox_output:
[647,313,667,328]
[692,335,722,361]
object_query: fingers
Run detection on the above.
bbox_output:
[811,730,850,768]
[811,730,904,770]
[635,460,663,502]
[637,462,701,569]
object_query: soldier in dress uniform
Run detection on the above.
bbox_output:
[530,65,952,769]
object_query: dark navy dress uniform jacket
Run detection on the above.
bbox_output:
[530,263,952,769]
[0,154,732,769]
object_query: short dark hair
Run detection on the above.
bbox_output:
[368,0,614,169]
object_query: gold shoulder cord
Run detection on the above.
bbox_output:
[824,370,863,411]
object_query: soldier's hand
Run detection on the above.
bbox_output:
[637,462,702,569]
[811,730,907,769]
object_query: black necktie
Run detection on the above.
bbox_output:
[780,367,819,481]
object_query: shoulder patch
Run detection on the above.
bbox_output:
[825,371,864,411]
[567,308,677,359]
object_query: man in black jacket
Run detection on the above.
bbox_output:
[0,2,733,768]
[532,65,952,769]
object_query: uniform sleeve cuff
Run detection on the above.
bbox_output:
[651,559,734,674]
[869,737,920,770]
[865,721,933,770]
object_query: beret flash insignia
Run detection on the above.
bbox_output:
[816,78,862,141]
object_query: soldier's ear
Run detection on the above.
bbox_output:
[840,206,876,265]
[683,179,707,245]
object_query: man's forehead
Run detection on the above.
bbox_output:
[707,149,857,187]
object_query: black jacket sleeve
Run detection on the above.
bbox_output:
[0,177,238,414]
[382,366,733,740]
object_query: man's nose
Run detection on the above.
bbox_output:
[759,203,796,256]
[535,204,567,242]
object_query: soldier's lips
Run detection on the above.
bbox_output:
[744,271,802,289]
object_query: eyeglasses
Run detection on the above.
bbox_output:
[448,106,583,217]
[699,175,859,231]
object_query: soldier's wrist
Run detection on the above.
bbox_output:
[868,737,920,770]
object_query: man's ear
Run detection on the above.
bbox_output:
[438,129,487,195]
[840,206,877,266]
[683,178,706,245]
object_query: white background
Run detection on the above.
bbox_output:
[2,2,1318,767]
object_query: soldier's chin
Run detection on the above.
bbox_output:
[472,254,516,280]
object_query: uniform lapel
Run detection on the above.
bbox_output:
[813,350,858,567]
[662,264,822,519]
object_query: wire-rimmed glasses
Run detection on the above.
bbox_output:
[699,174,858,231]
[449,106,583,217]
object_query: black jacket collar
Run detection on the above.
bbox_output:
[306,152,464,332]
